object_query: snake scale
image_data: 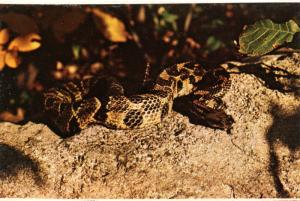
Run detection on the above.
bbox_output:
[44,62,232,134]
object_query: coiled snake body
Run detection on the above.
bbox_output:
[44,62,231,134]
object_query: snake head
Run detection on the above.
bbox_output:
[169,62,206,98]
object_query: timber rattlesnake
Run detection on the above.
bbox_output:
[44,62,233,134]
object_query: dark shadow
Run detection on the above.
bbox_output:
[265,104,300,198]
[174,96,233,133]
[174,65,234,133]
[226,53,300,96]
[22,97,74,138]
[0,143,44,186]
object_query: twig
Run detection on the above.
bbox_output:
[184,4,196,33]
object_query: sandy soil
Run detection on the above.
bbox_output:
[0,51,299,198]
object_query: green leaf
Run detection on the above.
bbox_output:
[155,8,178,32]
[161,12,178,23]
[206,36,223,52]
[161,11,178,31]
[239,19,300,56]
[72,44,80,60]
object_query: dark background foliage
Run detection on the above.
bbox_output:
[0,4,299,123]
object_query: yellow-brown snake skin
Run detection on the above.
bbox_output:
[44,62,231,134]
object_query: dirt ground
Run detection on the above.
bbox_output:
[0,51,299,198]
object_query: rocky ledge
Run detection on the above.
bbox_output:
[0,51,299,198]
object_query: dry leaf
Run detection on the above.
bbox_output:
[0,28,10,45]
[81,48,89,59]
[53,71,63,80]
[0,107,25,123]
[90,62,104,74]
[0,50,5,70]
[66,64,78,74]
[90,8,128,42]
[56,61,64,70]
[137,6,146,23]
[52,9,87,42]
[186,37,201,49]
[5,50,21,68]
[0,12,39,35]
[8,33,41,52]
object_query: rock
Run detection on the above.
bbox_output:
[0,51,299,198]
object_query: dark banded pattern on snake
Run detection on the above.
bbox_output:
[43,62,230,134]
